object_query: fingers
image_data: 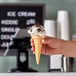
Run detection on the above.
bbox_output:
[30,38,35,53]
[41,45,51,55]
[41,45,47,55]
[42,36,50,44]
[30,38,33,43]
[41,44,57,55]
[31,47,35,54]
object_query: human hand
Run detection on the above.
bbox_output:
[30,36,62,55]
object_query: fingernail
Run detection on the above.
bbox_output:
[33,52,35,54]
[42,39,44,43]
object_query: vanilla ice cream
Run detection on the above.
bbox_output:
[28,24,45,37]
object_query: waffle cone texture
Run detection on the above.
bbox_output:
[32,35,42,65]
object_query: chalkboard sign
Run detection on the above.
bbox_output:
[0,4,45,56]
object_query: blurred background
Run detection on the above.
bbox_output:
[0,0,76,72]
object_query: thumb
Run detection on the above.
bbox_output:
[42,36,50,44]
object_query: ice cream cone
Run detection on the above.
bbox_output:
[32,35,42,65]
[28,24,45,65]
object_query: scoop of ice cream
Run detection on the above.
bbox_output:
[28,24,46,37]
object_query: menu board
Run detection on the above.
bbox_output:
[0,4,45,55]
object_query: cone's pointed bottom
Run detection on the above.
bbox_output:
[32,35,42,65]
[36,61,39,65]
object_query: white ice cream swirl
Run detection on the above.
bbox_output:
[28,24,46,37]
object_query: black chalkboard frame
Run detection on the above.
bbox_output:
[0,3,45,56]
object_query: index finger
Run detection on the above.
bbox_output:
[30,38,35,52]
[30,38,34,43]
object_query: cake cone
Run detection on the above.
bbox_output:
[32,35,42,65]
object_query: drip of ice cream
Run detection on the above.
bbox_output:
[28,24,46,65]
[28,24,46,37]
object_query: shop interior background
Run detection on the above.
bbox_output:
[0,0,76,72]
